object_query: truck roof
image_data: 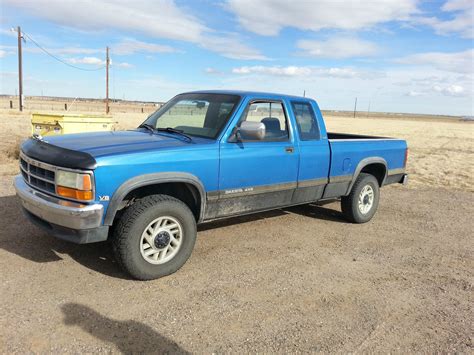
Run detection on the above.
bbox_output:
[183,90,311,101]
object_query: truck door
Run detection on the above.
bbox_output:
[217,99,299,217]
[290,100,330,203]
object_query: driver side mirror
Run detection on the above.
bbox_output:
[237,121,266,141]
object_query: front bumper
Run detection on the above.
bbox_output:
[14,176,108,243]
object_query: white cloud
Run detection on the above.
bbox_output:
[0,45,16,57]
[0,28,18,38]
[232,65,312,76]
[415,0,473,38]
[231,65,381,79]
[433,84,466,96]
[122,75,200,101]
[68,56,105,66]
[407,90,425,97]
[21,45,101,55]
[3,30,102,55]
[199,34,268,60]
[396,49,474,74]
[297,37,379,59]
[323,68,360,78]
[221,65,473,115]
[5,0,207,43]
[50,47,101,55]
[116,62,134,69]
[205,67,223,75]
[407,84,467,97]
[227,0,418,35]
[5,0,265,60]
[112,38,178,55]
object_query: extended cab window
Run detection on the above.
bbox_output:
[291,101,320,140]
[144,93,240,139]
[239,101,289,141]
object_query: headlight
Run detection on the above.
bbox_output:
[56,170,93,201]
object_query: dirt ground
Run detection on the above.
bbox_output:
[0,101,473,352]
[1,185,472,352]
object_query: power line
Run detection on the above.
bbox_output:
[22,31,106,72]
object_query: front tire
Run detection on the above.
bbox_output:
[341,173,380,223]
[112,194,197,280]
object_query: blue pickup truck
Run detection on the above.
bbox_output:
[15,91,408,280]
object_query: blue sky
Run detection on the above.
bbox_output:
[0,0,473,115]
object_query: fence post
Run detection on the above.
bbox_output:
[65,103,67,111]
[10,100,13,109]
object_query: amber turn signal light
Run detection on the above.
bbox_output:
[57,186,93,201]
[81,174,92,191]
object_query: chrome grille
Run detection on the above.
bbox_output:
[19,154,56,194]
[19,152,95,202]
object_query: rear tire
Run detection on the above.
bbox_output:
[341,173,380,223]
[112,194,197,280]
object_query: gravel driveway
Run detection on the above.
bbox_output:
[0,184,472,353]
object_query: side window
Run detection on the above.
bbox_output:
[240,101,289,141]
[291,101,320,140]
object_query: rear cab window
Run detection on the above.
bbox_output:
[291,101,320,140]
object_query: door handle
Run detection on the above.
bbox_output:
[285,146,294,153]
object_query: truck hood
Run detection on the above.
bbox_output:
[43,130,212,158]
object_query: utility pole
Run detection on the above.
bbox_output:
[303,90,306,97]
[105,46,110,114]
[353,97,357,118]
[17,26,23,112]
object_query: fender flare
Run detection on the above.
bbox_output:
[103,172,206,225]
[345,157,388,195]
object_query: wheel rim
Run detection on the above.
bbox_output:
[140,216,183,265]
[358,185,374,215]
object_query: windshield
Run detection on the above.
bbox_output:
[142,93,241,139]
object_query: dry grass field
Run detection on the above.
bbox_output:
[0,96,473,353]
[1,96,472,192]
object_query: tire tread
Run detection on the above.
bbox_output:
[112,194,195,280]
[341,173,379,224]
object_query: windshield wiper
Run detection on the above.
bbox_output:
[157,127,193,142]
[138,123,156,133]
[138,124,193,142]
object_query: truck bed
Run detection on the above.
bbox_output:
[325,132,407,198]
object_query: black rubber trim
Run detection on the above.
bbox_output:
[384,173,406,185]
[103,172,206,225]
[21,138,97,170]
[344,157,388,195]
[23,208,108,244]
